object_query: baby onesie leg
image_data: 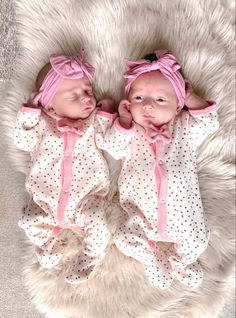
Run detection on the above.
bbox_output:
[36,233,66,268]
[19,200,67,268]
[170,257,203,288]
[66,196,110,284]
[114,216,173,288]
[114,214,154,264]
[167,242,205,288]
[19,200,56,246]
[143,246,174,289]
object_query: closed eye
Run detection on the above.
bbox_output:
[86,89,93,96]
[64,94,77,101]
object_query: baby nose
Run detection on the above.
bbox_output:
[81,95,91,103]
[142,101,154,110]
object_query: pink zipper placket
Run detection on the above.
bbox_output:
[153,141,169,240]
[56,131,78,227]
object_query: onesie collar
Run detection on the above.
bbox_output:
[56,109,97,135]
[42,107,97,136]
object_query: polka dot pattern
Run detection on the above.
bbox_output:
[15,108,114,281]
[113,108,219,288]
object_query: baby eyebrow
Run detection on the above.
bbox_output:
[63,85,92,94]
[131,92,143,97]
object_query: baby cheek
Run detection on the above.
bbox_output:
[91,97,97,108]
[129,102,139,113]
[130,110,143,125]
[129,106,137,118]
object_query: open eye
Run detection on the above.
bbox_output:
[133,96,144,101]
[156,97,166,103]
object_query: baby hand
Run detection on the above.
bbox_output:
[118,100,133,129]
[97,98,116,113]
[185,81,208,110]
[24,92,41,109]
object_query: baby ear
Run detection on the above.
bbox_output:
[119,99,131,112]
[176,104,181,115]
[46,104,55,113]
[118,99,131,114]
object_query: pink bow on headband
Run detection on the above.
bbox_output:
[34,49,95,108]
[50,49,95,81]
[124,50,186,110]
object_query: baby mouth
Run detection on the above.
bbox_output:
[82,106,92,112]
[82,101,93,110]
[142,114,154,118]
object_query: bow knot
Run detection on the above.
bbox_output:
[57,118,84,135]
[50,50,95,81]
[145,123,172,144]
[150,60,160,71]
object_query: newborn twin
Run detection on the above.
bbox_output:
[14,49,219,289]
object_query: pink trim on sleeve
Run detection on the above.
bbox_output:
[20,105,41,115]
[114,118,135,135]
[96,110,118,121]
[188,101,216,116]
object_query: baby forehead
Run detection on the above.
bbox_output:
[58,76,92,92]
[130,72,176,95]
[132,71,172,86]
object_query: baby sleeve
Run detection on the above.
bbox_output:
[185,102,219,149]
[95,111,135,160]
[14,105,44,152]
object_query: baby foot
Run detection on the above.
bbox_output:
[143,249,174,289]
[65,252,100,284]
[170,257,203,288]
[36,236,64,268]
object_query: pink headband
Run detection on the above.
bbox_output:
[124,50,186,109]
[34,49,95,108]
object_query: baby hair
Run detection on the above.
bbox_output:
[36,63,52,91]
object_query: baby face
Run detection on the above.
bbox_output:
[128,71,178,128]
[50,76,96,119]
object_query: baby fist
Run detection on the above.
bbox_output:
[185,81,208,110]
[118,100,133,129]
[97,98,115,113]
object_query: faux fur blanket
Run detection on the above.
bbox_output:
[1,0,235,317]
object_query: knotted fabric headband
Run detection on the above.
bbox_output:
[124,50,186,109]
[34,49,95,108]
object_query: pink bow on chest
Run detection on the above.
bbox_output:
[145,123,172,144]
[57,118,84,135]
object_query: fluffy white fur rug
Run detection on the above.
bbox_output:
[1,0,235,317]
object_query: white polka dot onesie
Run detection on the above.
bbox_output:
[106,103,219,289]
[14,106,117,284]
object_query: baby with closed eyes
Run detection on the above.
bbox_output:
[14,49,117,284]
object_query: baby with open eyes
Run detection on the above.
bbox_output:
[104,50,219,289]
[14,49,117,283]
